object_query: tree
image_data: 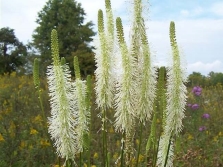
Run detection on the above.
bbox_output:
[187,72,206,87]
[0,27,27,74]
[208,71,223,86]
[32,0,96,76]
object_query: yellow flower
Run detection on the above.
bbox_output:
[20,141,26,149]
[93,152,98,159]
[218,132,222,136]
[0,134,4,142]
[40,139,51,147]
[113,152,119,160]
[213,136,218,142]
[138,154,144,162]
[131,157,136,165]
[135,139,140,145]
[30,128,38,135]
[91,165,96,167]
[9,121,16,138]
[83,163,87,167]
[33,115,43,123]
[109,127,114,133]
[187,134,193,140]
[116,140,121,148]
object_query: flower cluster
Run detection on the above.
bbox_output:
[202,113,210,119]
[187,103,199,110]
[192,86,202,96]
[199,126,207,132]
[188,86,211,132]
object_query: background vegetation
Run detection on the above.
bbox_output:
[0,71,223,166]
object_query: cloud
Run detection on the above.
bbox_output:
[180,7,204,18]
[188,60,223,75]
[211,2,223,16]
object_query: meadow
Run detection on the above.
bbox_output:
[0,72,222,167]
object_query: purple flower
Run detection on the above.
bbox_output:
[192,86,202,96]
[187,103,192,107]
[191,104,199,110]
[199,126,206,132]
[202,113,210,119]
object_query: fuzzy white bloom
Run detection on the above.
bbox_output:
[114,17,137,134]
[73,79,89,152]
[129,0,157,122]
[47,64,78,161]
[165,21,187,135]
[157,134,174,167]
[95,9,115,110]
[157,21,187,167]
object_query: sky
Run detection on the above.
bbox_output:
[1,0,223,75]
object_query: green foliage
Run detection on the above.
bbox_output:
[188,71,223,87]
[188,72,206,87]
[0,27,27,74]
[32,0,96,77]
[0,73,223,166]
[0,73,55,166]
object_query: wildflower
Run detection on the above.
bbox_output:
[187,103,192,107]
[157,21,187,167]
[109,127,114,133]
[95,9,115,110]
[135,139,140,145]
[20,141,26,149]
[30,128,38,135]
[138,154,144,162]
[191,104,199,110]
[202,113,210,119]
[199,126,206,131]
[114,17,137,133]
[33,115,43,124]
[113,152,119,160]
[213,136,218,142]
[47,30,78,161]
[0,134,4,142]
[93,152,99,159]
[40,139,51,147]
[192,86,202,96]
[187,134,193,140]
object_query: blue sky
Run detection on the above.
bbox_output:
[1,0,223,75]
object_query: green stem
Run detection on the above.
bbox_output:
[79,152,82,167]
[164,137,172,167]
[136,122,143,167]
[38,90,46,123]
[120,135,125,167]
[153,134,160,167]
[102,109,108,167]
[88,118,92,167]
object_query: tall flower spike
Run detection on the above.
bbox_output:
[73,56,89,152]
[105,0,114,41]
[166,21,187,135]
[95,9,115,110]
[157,22,187,167]
[114,17,137,134]
[47,29,78,162]
[33,58,40,89]
[130,0,157,122]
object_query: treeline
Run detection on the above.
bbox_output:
[187,71,223,87]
